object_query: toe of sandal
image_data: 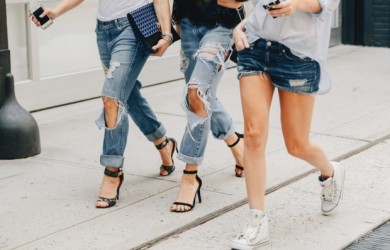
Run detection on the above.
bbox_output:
[235,165,244,177]
[160,165,175,176]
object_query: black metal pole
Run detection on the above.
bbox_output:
[0,0,9,108]
[0,0,41,159]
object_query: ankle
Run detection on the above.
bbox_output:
[103,174,121,184]
[226,132,244,148]
[105,167,119,172]
[154,136,167,146]
[181,173,198,183]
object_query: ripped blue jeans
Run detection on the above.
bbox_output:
[178,18,236,165]
[95,17,165,168]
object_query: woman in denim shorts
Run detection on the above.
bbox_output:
[170,0,248,213]
[31,0,178,208]
[231,0,345,249]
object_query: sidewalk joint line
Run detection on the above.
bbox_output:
[11,134,390,249]
[134,132,390,249]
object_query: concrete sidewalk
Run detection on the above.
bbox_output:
[0,45,389,250]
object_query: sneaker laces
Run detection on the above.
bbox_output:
[322,179,337,203]
[238,219,261,242]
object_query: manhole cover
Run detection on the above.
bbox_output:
[347,221,390,250]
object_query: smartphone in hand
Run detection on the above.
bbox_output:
[32,5,53,29]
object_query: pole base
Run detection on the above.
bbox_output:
[0,73,41,159]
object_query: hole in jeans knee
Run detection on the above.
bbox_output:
[187,87,207,118]
[102,97,120,129]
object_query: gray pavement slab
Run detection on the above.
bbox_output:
[0,45,389,249]
[151,140,390,250]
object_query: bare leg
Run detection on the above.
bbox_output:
[171,88,205,212]
[170,164,200,212]
[240,74,275,211]
[279,90,333,177]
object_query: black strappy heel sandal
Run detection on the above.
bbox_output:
[171,170,202,213]
[155,137,178,176]
[96,168,124,208]
[228,132,245,177]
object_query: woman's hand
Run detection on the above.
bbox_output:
[267,0,299,18]
[152,39,171,57]
[233,22,249,52]
[268,0,322,17]
[29,8,59,27]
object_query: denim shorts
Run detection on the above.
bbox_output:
[237,38,320,94]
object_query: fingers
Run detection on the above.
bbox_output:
[233,29,249,51]
[29,11,41,27]
[152,39,171,57]
[29,8,54,27]
[235,38,249,51]
[40,9,50,18]
[268,0,296,17]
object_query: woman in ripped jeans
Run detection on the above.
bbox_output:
[31,0,178,208]
[170,0,248,213]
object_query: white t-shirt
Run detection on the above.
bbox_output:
[245,0,340,94]
[96,0,149,21]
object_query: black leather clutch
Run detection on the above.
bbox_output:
[127,3,180,52]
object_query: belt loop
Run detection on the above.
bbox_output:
[115,19,120,28]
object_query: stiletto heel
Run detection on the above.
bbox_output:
[96,168,124,208]
[171,170,202,213]
[197,178,202,203]
[228,132,245,177]
[155,137,178,176]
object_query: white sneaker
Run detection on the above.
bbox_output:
[231,209,269,250]
[319,161,345,216]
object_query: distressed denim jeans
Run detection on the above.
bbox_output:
[95,17,166,168]
[178,18,236,165]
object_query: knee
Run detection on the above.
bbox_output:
[103,97,119,113]
[102,97,119,128]
[187,87,207,118]
[244,127,268,150]
[285,140,310,159]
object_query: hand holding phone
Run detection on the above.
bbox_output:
[263,0,291,19]
[31,5,53,29]
[263,0,281,10]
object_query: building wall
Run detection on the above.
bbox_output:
[6,0,342,111]
[342,0,390,47]
[6,0,181,111]
[363,0,390,47]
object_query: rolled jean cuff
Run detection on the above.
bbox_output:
[145,124,166,142]
[213,124,235,140]
[178,152,204,165]
[100,155,124,168]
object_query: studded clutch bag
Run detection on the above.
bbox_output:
[127,3,180,52]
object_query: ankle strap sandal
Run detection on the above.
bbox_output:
[104,168,123,178]
[171,170,203,213]
[228,132,245,177]
[155,137,178,176]
[96,168,124,209]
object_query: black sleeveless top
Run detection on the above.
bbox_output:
[172,0,247,29]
